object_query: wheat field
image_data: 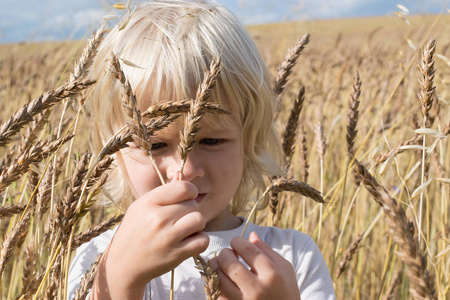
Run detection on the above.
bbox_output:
[0,13,449,299]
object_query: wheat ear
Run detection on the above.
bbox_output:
[0,134,73,192]
[347,72,361,157]
[299,122,309,225]
[178,58,221,176]
[354,160,436,299]
[0,203,26,219]
[299,123,309,183]
[335,232,363,279]
[110,53,166,184]
[54,152,91,246]
[21,244,37,297]
[0,111,49,171]
[273,33,310,95]
[97,114,180,164]
[314,120,327,240]
[72,214,124,249]
[73,253,103,300]
[418,39,436,119]
[283,86,305,170]
[270,86,305,222]
[382,267,403,300]
[417,38,436,247]
[242,177,323,237]
[143,100,229,118]
[193,255,221,300]
[0,79,94,147]
[0,212,31,279]
[70,27,107,82]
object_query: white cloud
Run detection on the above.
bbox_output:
[46,8,105,28]
[243,11,280,24]
[299,0,381,19]
[1,0,109,42]
[0,0,445,43]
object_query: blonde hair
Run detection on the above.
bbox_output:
[89,0,282,213]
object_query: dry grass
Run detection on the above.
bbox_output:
[0,14,449,300]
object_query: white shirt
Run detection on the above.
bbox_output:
[68,218,336,299]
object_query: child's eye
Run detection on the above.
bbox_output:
[151,142,166,150]
[200,138,222,145]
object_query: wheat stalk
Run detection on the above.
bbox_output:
[43,252,64,300]
[36,158,62,220]
[374,135,423,166]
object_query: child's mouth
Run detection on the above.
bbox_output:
[195,193,206,203]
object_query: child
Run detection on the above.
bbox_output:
[68,0,335,299]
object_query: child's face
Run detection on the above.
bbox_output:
[120,119,244,231]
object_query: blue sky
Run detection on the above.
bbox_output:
[0,0,446,43]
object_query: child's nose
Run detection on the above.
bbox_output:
[167,152,205,182]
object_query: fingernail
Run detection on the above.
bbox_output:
[249,231,260,242]
[171,171,182,182]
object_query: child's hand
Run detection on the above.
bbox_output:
[93,180,209,299]
[211,231,301,300]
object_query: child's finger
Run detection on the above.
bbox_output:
[217,248,257,288]
[229,236,276,274]
[248,231,290,268]
[173,211,206,240]
[142,180,198,206]
[162,199,199,222]
[210,256,244,300]
[177,230,209,258]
